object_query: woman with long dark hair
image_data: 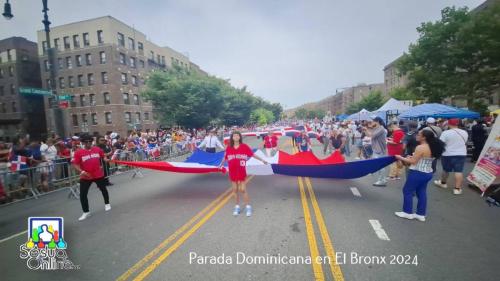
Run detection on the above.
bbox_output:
[219,131,268,217]
[395,129,445,222]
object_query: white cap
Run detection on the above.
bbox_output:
[426,117,436,124]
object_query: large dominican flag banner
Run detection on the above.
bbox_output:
[112,149,395,179]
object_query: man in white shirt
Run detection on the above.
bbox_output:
[434,118,468,195]
[197,130,225,153]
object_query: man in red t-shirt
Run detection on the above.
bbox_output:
[262,131,279,157]
[387,122,405,180]
[72,134,111,221]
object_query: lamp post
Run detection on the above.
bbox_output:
[3,0,66,138]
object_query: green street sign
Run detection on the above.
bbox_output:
[19,87,53,96]
[59,95,72,101]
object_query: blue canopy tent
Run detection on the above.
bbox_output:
[336,114,349,121]
[399,103,480,119]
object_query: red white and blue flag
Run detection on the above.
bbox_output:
[10,155,28,172]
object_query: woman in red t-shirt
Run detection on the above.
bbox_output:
[387,122,405,180]
[219,131,268,217]
[261,131,279,157]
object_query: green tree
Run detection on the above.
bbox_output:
[389,87,417,102]
[250,108,275,125]
[398,4,500,106]
[294,108,308,119]
[345,91,386,114]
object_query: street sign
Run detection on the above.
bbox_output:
[19,87,53,96]
[59,101,69,109]
[59,95,72,101]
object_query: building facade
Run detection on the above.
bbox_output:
[0,37,46,142]
[336,83,385,114]
[37,16,195,137]
[383,55,408,94]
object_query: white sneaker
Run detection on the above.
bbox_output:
[78,212,91,221]
[414,214,426,222]
[105,204,111,211]
[434,180,448,189]
[453,188,463,195]
[233,205,240,216]
[355,157,361,160]
[394,212,414,220]
[373,181,387,187]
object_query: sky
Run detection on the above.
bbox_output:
[0,0,485,109]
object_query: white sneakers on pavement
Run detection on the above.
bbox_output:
[394,212,414,220]
[78,212,91,221]
[434,180,448,189]
[105,204,112,211]
[453,188,463,195]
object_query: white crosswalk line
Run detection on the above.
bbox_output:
[369,219,390,241]
[350,187,361,197]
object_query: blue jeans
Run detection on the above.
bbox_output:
[402,170,433,216]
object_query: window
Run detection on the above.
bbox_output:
[132,75,138,86]
[123,93,130,104]
[103,92,110,104]
[42,41,48,54]
[89,94,96,105]
[85,53,92,65]
[150,51,154,60]
[77,75,84,87]
[100,51,106,64]
[119,53,126,65]
[121,73,128,84]
[105,112,112,124]
[87,73,94,85]
[0,68,3,77]
[133,94,139,105]
[68,76,74,88]
[125,112,131,123]
[0,86,4,96]
[161,56,165,65]
[1,103,5,113]
[130,57,136,68]
[59,77,65,89]
[72,114,78,126]
[97,30,104,44]
[76,55,82,67]
[7,49,12,61]
[135,112,141,122]
[80,95,86,107]
[9,84,15,95]
[128,37,135,50]
[54,38,60,50]
[8,66,13,76]
[138,42,144,55]
[12,102,17,112]
[101,72,108,84]
[70,96,76,107]
[63,36,70,49]
[91,113,97,125]
[83,33,90,46]
[144,112,149,120]
[46,79,52,89]
[82,114,88,125]
[58,58,63,69]
[66,57,72,69]
[140,60,145,68]
[44,60,50,71]
[73,35,80,48]
[157,54,161,64]
[117,33,125,47]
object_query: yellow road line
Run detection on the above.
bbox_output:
[132,176,254,281]
[116,187,233,281]
[298,177,325,281]
[305,177,345,281]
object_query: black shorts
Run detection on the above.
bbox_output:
[205,148,216,153]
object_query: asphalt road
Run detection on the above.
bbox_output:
[0,137,499,281]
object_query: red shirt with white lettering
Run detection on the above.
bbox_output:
[225,143,254,182]
[264,135,278,148]
[72,146,105,180]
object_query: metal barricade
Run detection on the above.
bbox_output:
[0,144,191,206]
